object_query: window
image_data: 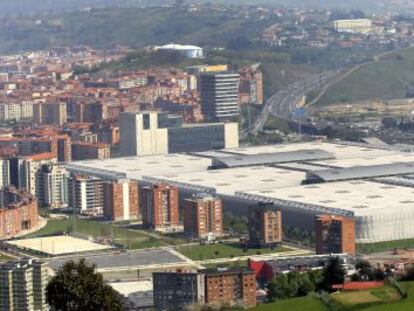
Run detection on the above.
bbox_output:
[143,113,150,129]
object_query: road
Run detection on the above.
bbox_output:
[243,69,340,137]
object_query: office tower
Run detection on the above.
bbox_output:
[183,194,223,239]
[204,267,256,308]
[68,175,103,215]
[103,179,139,221]
[119,111,239,156]
[42,164,69,209]
[248,203,283,248]
[315,215,356,256]
[141,184,179,229]
[200,71,240,121]
[0,259,49,311]
[153,270,205,311]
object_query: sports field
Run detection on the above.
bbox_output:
[7,235,112,255]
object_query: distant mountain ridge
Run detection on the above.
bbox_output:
[0,0,412,15]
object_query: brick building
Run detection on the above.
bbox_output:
[141,184,179,229]
[71,142,110,161]
[248,203,283,248]
[315,215,356,256]
[103,179,139,221]
[0,186,38,239]
[152,268,256,310]
[153,270,205,311]
[183,194,223,239]
[204,267,256,308]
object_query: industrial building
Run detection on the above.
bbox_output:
[66,141,414,245]
[155,43,203,59]
[119,111,238,156]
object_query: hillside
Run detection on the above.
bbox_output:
[314,48,414,106]
[0,6,271,53]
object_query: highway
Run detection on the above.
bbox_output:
[243,69,341,137]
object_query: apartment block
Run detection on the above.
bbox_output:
[0,259,49,311]
[71,142,110,161]
[153,270,205,311]
[204,267,256,308]
[68,175,103,215]
[42,164,69,209]
[183,194,223,239]
[103,179,139,221]
[33,102,67,126]
[141,184,179,229]
[315,215,356,256]
[248,203,283,248]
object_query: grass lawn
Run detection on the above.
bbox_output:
[331,286,401,309]
[315,47,414,106]
[249,296,328,311]
[363,282,414,311]
[176,243,291,261]
[357,239,414,254]
[26,218,185,250]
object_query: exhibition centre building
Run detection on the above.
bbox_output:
[66,141,414,244]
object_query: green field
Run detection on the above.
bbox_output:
[357,239,414,254]
[250,283,414,311]
[249,296,328,311]
[315,48,414,106]
[176,243,291,261]
[26,218,185,250]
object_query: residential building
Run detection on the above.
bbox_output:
[315,215,356,256]
[71,142,110,161]
[248,203,283,248]
[0,187,38,239]
[332,19,372,33]
[42,164,69,209]
[183,194,223,239]
[141,184,179,229]
[33,102,67,126]
[239,66,264,105]
[0,102,33,121]
[204,267,256,308]
[103,179,139,221]
[119,111,238,156]
[68,175,103,215]
[200,72,240,121]
[0,259,49,311]
[8,153,57,206]
[153,270,205,311]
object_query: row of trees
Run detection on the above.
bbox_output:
[267,257,346,301]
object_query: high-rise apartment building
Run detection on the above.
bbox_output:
[33,102,67,126]
[0,259,49,311]
[141,184,179,229]
[200,72,240,121]
[248,203,283,248]
[68,175,103,215]
[119,111,239,156]
[103,179,139,221]
[153,270,205,311]
[204,267,256,308]
[315,215,356,256]
[183,194,223,239]
[42,164,69,209]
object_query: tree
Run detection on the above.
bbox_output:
[46,258,124,311]
[320,257,346,292]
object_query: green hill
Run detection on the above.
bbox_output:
[314,48,414,106]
